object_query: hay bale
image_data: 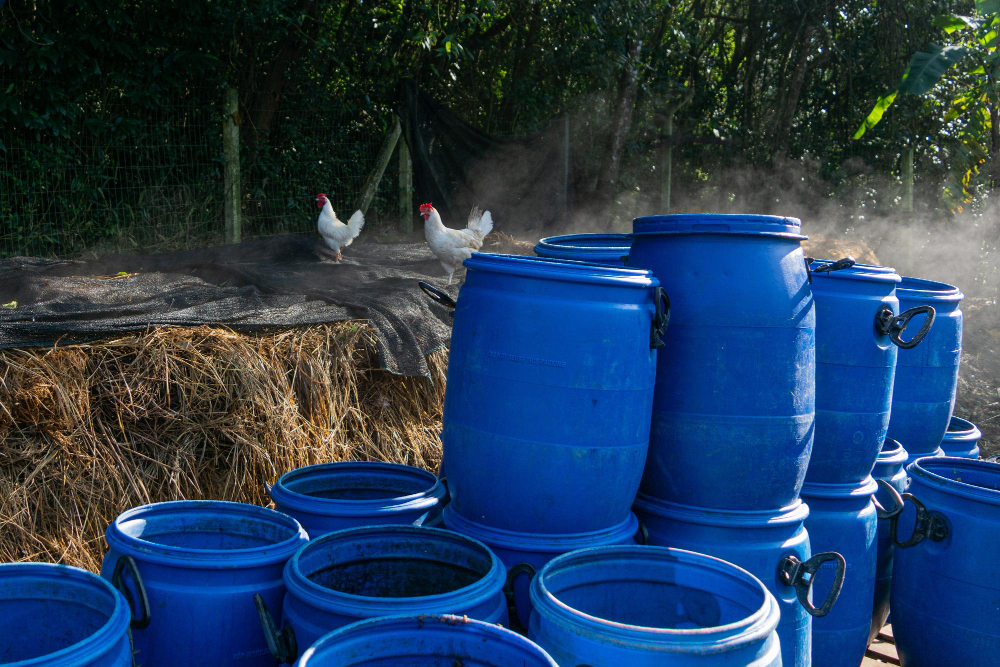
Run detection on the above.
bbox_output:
[0,322,446,571]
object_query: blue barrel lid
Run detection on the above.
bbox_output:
[463,253,656,288]
[632,213,805,239]
[533,233,631,263]
[808,258,901,285]
[896,276,964,302]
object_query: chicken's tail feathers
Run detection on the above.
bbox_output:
[348,209,365,237]
[467,207,493,240]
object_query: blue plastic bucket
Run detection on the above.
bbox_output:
[101,500,308,667]
[294,615,557,666]
[442,504,640,628]
[269,461,445,537]
[634,494,844,667]
[870,438,908,642]
[275,525,507,662]
[442,253,665,533]
[533,232,631,265]
[940,416,982,459]
[528,545,781,666]
[800,478,879,667]
[887,277,963,457]
[629,214,815,510]
[890,457,1000,667]
[806,259,906,485]
[0,562,131,666]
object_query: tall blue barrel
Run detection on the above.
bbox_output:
[940,416,982,459]
[890,457,1000,667]
[276,525,507,661]
[269,461,445,537]
[870,438,908,642]
[442,254,664,533]
[295,615,558,667]
[0,563,131,666]
[629,214,815,509]
[101,500,307,667]
[887,277,963,456]
[806,259,904,484]
[528,545,781,666]
[801,478,878,667]
[634,494,844,667]
[533,233,631,266]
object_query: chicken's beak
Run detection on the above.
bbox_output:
[420,213,430,220]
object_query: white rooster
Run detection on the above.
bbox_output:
[316,193,364,261]
[419,202,494,284]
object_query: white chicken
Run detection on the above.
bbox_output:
[316,193,364,261]
[420,202,494,284]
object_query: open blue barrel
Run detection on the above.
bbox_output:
[870,439,908,643]
[889,457,1000,667]
[294,615,557,666]
[634,495,844,667]
[533,232,631,266]
[269,461,445,537]
[0,563,131,666]
[441,254,666,534]
[629,214,815,510]
[528,545,781,666]
[806,259,914,485]
[442,504,640,629]
[267,525,507,664]
[800,478,879,667]
[101,500,307,667]
[886,277,963,457]
[940,416,982,459]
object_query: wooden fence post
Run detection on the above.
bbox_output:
[399,131,413,233]
[222,87,241,243]
[354,116,401,216]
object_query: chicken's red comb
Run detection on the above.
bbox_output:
[317,193,327,198]
[419,202,433,212]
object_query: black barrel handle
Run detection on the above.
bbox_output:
[872,478,904,520]
[650,287,671,349]
[778,552,846,617]
[418,281,457,309]
[111,555,151,630]
[804,255,856,283]
[502,562,536,635]
[254,593,298,664]
[875,305,936,349]
[634,517,650,545]
[888,492,949,549]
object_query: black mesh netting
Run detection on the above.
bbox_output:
[0,235,459,377]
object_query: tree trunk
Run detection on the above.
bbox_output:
[775,24,815,151]
[991,104,1000,191]
[902,145,914,213]
[595,36,643,201]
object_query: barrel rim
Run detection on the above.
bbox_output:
[877,438,908,463]
[296,614,558,666]
[633,493,809,528]
[463,252,657,289]
[896,275,964,302]
[284,524,506,615]
[904,447,945,466]
[106,499,308,568]
[800,475,879,499]
[943,416,982,444]
[632,213,806,240]
[529,545,780,650]
[533,233,631,262]
[442,505,639,552]
[908,456,1000,505]
[270,461,444,517]
[0,562,130,667]
[808,258,901,284]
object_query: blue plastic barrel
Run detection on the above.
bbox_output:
[870,439,908,642]
[940,416,982,459]
[801,478,878,667]
[294,615,557,666]
[101,500,308,667]
[887,277,963,457]
[442,504,640,628]
[890,457,1000,667]
[528,545,781,666]
[269,461,445,537]
[0,563,131,666]
[806,259,908,485]
[635,494,844,667]
[533,232,631,265]
[442,254,666,533]
[629,214,815,509]
[274,525,507,663]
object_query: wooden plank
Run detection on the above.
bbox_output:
[354,115,401,216]
[222,87,242,243]
[862,624,899,666]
